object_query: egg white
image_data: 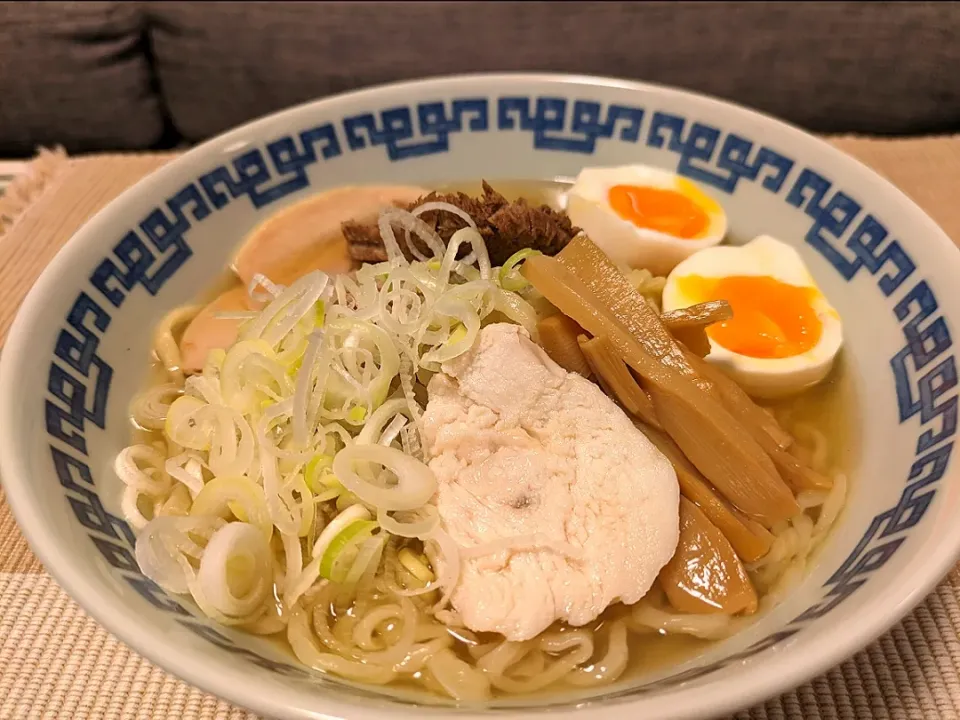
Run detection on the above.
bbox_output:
[566,165,728,276]
[662,235,844,399]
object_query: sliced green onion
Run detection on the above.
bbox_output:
[344,534,388,586]
[336,490,362,513]
[398,547,435,585]
[197,522,272,617]
[323,317,400,417]
[448,323,467,345]
[319,519,378,583]
[190,476,273,543]
[240,271,328,347]
[305,454,336,493]
[355,398,414,445]
[220,339,276,411]
[165,395,211,450]
[315,300,326,328]
[347,405,367,424]
[289,475,316,537]
[278,333,309,373]
[203,348,227,377]
[286,354,305,376]
[312,504,371,558]
[498,248,542,291]
[306,457,343,502]
[419,298,480,366]
[305,454,334,479]
[377,507,439,539]
[313,486,341,503]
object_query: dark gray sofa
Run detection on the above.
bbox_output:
[1,1,958,157]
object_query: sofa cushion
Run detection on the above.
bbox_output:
[148,1,960,141]
[0,2,167,156]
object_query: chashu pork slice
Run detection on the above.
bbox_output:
[422,323,680,641]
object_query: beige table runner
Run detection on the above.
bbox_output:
[2,139,960,719]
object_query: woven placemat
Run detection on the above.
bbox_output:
[2,139,960,720]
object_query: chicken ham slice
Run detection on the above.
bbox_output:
[422,323,680,641]
[179,287,254,373]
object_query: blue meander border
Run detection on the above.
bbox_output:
[41,96,957,704]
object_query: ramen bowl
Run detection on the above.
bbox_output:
[2,74,959,720]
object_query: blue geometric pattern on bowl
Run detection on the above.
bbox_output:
[42,95,956,703]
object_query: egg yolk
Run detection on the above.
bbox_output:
[608,184,710,239]
[676,275,822,359]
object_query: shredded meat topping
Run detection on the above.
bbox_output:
[341,181,580,266]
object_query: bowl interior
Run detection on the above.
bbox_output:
[2,74,959,720]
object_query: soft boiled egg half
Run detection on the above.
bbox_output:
[565,164,728,276]
[662,235,843,399]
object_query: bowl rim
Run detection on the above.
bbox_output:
[2,71,960,720]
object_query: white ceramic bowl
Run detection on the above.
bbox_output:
[2,74,960,720]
